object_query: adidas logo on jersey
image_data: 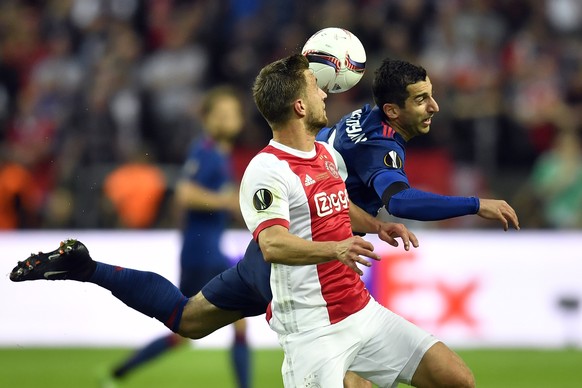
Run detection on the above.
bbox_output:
[304,174,316,186]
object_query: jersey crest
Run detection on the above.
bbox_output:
[324,160,340,178]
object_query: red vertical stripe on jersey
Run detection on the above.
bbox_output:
[382,122,395,138]
[265,143,369,324]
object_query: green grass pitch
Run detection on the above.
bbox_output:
[1,347,581,387]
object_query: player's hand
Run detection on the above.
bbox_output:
[335,236,380,276]
[477,199,520,231]
[376,222,419,251]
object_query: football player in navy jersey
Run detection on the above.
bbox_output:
[106,86,251,387]
[10,57,518,387]
[316,58,519,228]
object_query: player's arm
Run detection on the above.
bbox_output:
[381,179,519,230]
[175,148,239,214]
[382,179,479,221]
[349,200,418,251]
[346,136,518,230]
[258,225,379,276]
[175,179,239,213]
[347,138,477,221]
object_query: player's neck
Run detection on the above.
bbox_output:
[272,125,316,152]
[389,122,414,142]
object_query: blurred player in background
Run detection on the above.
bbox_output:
[105,86,250,388]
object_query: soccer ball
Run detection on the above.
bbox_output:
[301,27,366,93]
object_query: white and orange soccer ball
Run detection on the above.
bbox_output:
[301,27,366,93]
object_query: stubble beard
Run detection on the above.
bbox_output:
[306,111,328,136]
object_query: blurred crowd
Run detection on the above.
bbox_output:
[0,0,581,230]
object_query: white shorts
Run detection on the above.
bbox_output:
[278,298,438,388]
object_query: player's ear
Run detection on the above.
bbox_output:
[294,98,306,118]
[382,103,399,120]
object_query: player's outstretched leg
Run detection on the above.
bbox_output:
[10,239,96,282]
[10,239,189,333]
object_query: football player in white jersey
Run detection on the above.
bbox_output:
[242,54,475,388]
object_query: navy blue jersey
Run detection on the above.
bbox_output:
[316,104,409,216]
[318,104,478,221]
[180,135,232,271]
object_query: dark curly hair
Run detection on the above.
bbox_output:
[372,58,427,109]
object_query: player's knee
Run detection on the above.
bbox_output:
[177,325,207,339]
[418,370,475,388]
[234,318,247,333]
[175,294,215,339]
[444,352,475,388]
[436,358,475,388]
[462,371,476,388]
[176,316,208,339]
[176,292,244,340]
[412,342,475,388]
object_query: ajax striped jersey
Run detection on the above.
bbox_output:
[239,140,370,334]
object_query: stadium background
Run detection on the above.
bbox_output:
[1,0,581,387]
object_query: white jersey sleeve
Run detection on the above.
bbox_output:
[239,151,304,241]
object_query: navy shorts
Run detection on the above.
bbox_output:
[179,261,230,298]
[201,239,272,317]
